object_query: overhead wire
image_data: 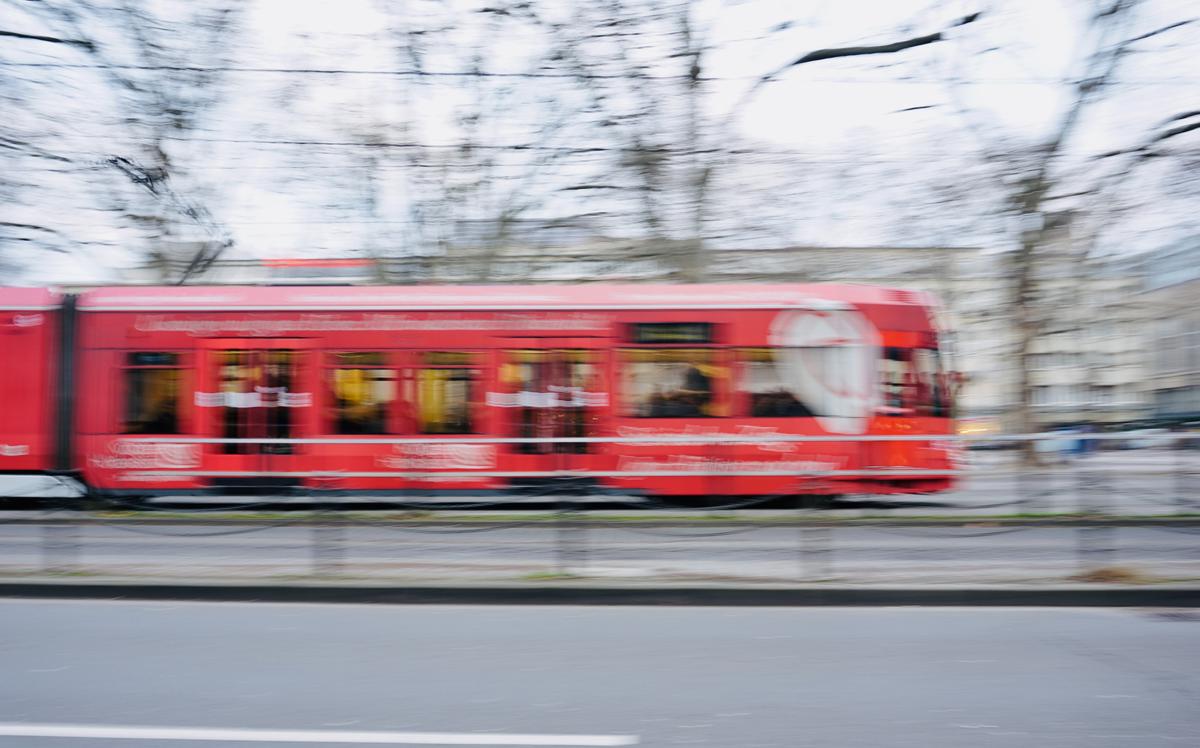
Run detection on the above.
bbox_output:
[84,514,312,537]
[364,519,545,534]
[3,60,1196,85]
[863,525,1031,538]
[609,523,769,538]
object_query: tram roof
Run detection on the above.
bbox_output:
[0,287,61,311]
[74,284,936,312]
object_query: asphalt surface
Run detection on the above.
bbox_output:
[1,600,1198,747]
[2,523,1198,584]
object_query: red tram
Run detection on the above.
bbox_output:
[1,284,959,500]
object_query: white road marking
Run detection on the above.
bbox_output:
[0,723,639,745]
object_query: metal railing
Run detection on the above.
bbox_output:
[3,432,1195,584]
[12,514,1200,584]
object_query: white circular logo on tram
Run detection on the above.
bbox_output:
[768,309,880,434]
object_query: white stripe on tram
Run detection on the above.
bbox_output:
[0,722,639,745]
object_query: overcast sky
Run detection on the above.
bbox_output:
[2,0,1197,283]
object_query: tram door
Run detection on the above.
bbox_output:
[196,340,317,485]
[498,341,608,474]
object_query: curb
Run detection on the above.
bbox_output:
[2,581,1198,607]
[4,517,1200,527]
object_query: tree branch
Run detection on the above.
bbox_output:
[1123,18,1194,45]
[1,221,62,234]
[729,11,983,125]
[760,12,981,83]
[1154,118,1200,142]
[1159,110,1200,126]
[0,28,94,50]
[1095,112,1200,158]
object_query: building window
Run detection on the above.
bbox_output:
[1052,384,1081,405]
[327,352,395,434]
[737,348,815,417]
[412,352,478,434]
[622,348,725,417]
[123,352,181,434]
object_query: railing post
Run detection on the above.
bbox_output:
[42,522,80,575]
[1175,436,1193,516]
[799,523,832,581]
[1073,436,1117,576]
[1076,523,1116,576]
[1074,449,1106,516]
[1015,433,1052,514]
[311,515,344,577]
[1016,453,1036,513]
[554,497,586,576]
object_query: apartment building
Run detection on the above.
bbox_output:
[1141,239,1200,422]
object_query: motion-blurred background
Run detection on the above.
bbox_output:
[2,0,1197,433]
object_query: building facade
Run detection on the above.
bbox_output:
[702,243,1153,430]
[1141,238,1200,422]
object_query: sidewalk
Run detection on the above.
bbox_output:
[4,514,1199,606]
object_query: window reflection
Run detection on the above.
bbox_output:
[881,347,948,417]
[414,352,478,434]
[123,352,180,434]
[622,349,724,417]
[503,349,597,453]
[738,348,815,417]
[328,352,394,434]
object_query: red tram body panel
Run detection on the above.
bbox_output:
[0,288,60,473]
[63,284,957,498]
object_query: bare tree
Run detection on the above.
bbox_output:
[741,2,1197,455]
[3,0,242,282]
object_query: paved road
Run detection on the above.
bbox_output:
[2,524,1199,583]
[1,600,1198,747]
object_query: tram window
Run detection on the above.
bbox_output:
[414,352,478,434]
[881,347,948,417]
[914,347,948,417]
[621,349,726,418]
[737,348,816,417]
[501,350,598,455]
[501,349,596,400]
[881,347,911,415]
[327,352,395,434]
[122,352,181,434]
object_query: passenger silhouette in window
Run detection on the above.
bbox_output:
[644,364,712,417]
[682,365,713,403]
[737,348,816,418]
[751,390,815,417]
[652,391,705,417]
